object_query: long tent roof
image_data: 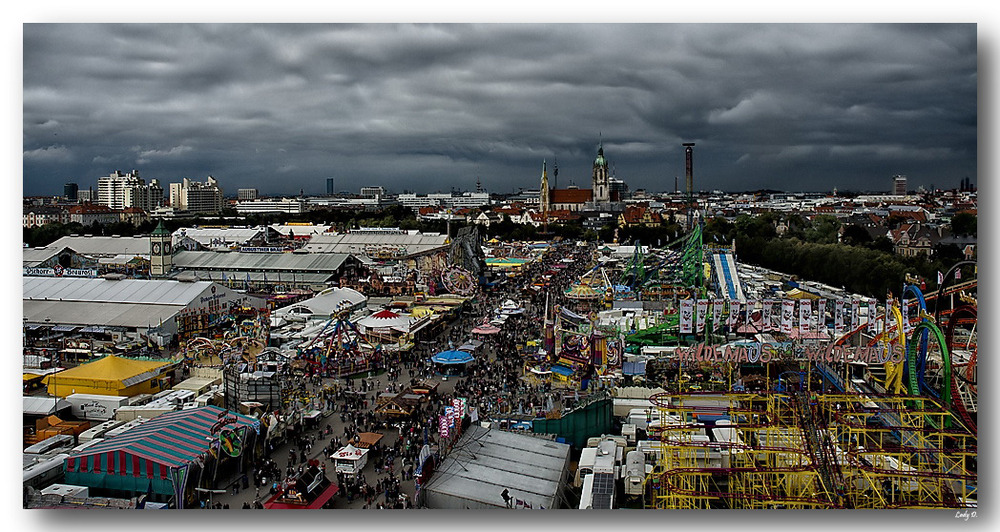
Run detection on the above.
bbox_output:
[422,424,570,509]
[172,250,353,272]
[43,355,172,389]
[65,405,260,472]
[302,231,448,256]
[23,277,216,306]
[47,235,150,257]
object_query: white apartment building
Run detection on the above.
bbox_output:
[169,176,224,214]
[97,170,163,211]
[360,186,386,198]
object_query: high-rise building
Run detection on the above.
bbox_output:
[64,183,79,202]
[169,176,224,214]
[97,170,142,209]
[327,178,335,196]
[96,170,163,211]
[893,175,907,196]
[238,188,259,201]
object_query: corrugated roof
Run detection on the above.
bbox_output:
[179,270,333,284]
[47,236,150,256]
[172,250,351,272]
[423,425,570,509]
[302,232,448,255]
[22,247,65,267]
[23,277,213,306]
[24,300,182,329]
[172,227,264,246]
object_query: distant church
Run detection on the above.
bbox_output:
[540,142,620,212]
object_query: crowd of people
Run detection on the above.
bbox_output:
[205,240,597,510]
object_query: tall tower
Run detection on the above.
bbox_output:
[592,143,610,203]
[893,175,907,196]
[683,143,696,228]
[540,160,550,233]
[149,221,173,278]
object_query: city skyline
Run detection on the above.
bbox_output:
[23,23,977,197]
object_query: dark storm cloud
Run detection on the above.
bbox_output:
[23,23,976,196]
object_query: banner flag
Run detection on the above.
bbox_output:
[695,299,709,333]
[780,300,795,334]
[799,300,811,335]
[680,299,694,334]
[712,299,724,331]
[834,300,845,336]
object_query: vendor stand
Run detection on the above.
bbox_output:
[331,444,369,476]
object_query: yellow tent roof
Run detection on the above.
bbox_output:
[785,288,821,300]
[410,307,435,318]
[43,355,171,386]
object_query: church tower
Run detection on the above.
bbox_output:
[539,160,550,232]
[592,142,610,203]
[149,221,173,277]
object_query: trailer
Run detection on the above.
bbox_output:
[624,450,647,496]
[64,393,130,421]
[78,419,127,443]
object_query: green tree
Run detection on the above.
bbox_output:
[804,214,841,244]
[950,211,977,237]
[841,224,873,247]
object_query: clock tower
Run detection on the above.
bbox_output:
[150,221,173,277]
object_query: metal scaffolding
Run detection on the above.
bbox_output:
[645,392,976,509]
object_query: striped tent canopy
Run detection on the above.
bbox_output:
[64,405,260,498]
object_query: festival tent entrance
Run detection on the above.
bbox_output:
[63,405,261,508]
[430,350,475,376]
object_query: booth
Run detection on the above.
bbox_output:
[331,444,369,476]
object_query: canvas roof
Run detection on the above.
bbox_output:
[274,288,367,317]
[422,425,570,509]
[65,405,260,471]
[43,355,172,390]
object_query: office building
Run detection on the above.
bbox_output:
[238,188,259,201]
[169,176,224,215]
[893,175,907,196]
[64,183,79,202]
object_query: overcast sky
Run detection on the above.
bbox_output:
[22,23,977,197]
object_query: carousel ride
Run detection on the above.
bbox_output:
[182,306,270,366]
[296,305,382,377]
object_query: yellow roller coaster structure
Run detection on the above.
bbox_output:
[645,392,976,509]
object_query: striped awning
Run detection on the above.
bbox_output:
[64,405,260,475]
